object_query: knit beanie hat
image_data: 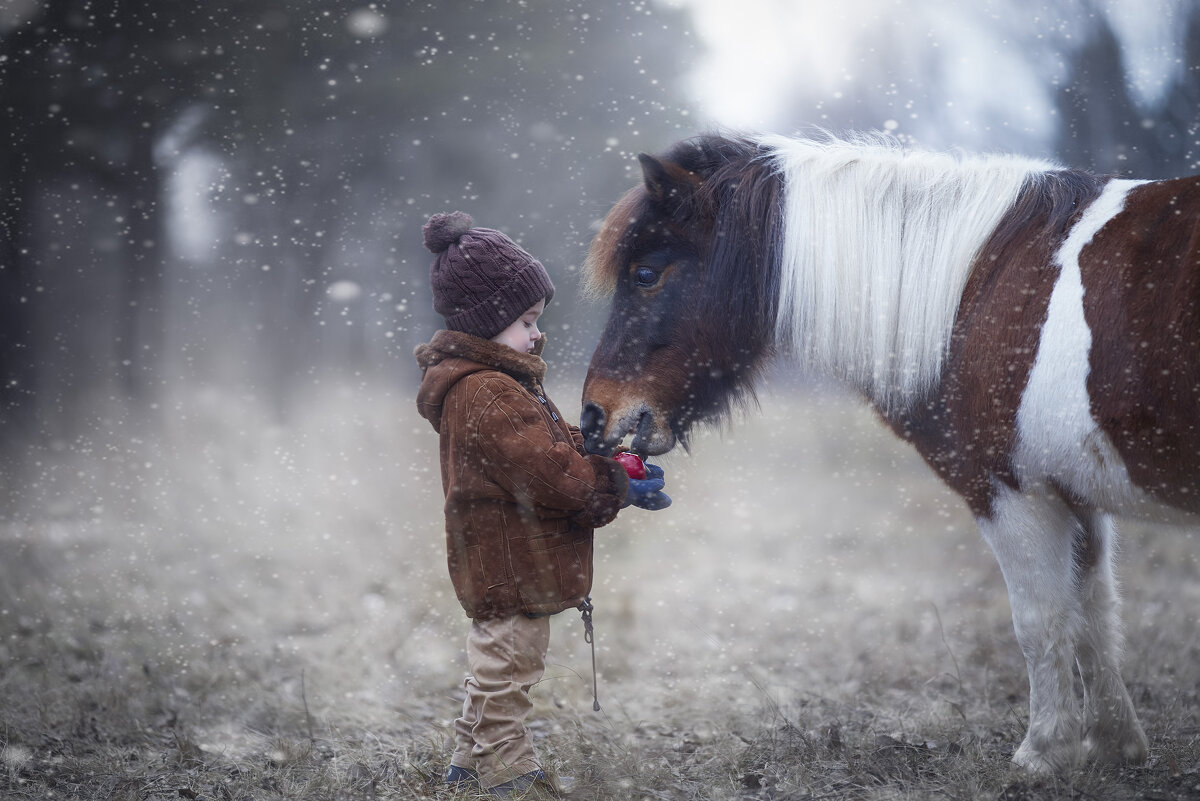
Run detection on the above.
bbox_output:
[423,211,556,340]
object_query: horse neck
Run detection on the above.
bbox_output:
[760,135,1051,412]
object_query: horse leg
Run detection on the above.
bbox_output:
[977,484,1087,774]
[1073,511,1148,765]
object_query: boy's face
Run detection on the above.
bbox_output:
[490,298,546,354]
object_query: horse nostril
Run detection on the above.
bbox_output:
[579,402,609,455]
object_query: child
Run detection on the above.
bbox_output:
[414,212,670,798]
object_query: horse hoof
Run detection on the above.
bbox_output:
[1012,740,1084,775]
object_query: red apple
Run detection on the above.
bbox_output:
[614,452,647,480]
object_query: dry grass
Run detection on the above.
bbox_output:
[2,377,1199,800]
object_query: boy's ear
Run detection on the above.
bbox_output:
[638,153,699,210]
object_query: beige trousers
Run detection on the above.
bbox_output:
[450,613,551,789]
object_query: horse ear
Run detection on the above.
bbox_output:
[638,153,696,208]
[638,153,671,202]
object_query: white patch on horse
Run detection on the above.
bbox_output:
[761,133,1055,411]
[1013,179,1159,514]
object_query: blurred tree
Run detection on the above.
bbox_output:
[1056,5,1200,177]
[764,0,1200,177]
[1054,11,1145,174]
[0,0,700,447]
[1,1,239,430]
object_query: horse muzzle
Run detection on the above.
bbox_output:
[579,399,676,456]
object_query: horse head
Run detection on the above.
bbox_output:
[580,135,784,456]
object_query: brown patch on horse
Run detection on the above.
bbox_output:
[1082,176,1200,512]
[884,171,1106,517]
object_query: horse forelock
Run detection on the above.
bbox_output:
[584,187,646,298]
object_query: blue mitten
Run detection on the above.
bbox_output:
[624,462,672,510]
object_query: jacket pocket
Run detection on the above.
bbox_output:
[516,524,593,611]
[526,518,572,552]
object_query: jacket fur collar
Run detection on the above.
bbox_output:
[414,329,547,384]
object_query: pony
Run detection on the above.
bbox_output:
[579,131,1200,775]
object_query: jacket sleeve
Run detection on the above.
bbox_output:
[475,388,629,525]
[569,424,587,453]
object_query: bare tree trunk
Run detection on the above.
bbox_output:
[0,161,35,435]
[117,127,167,404]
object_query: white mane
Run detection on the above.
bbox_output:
[758,133,1056,412]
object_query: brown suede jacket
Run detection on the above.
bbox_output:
[414,330,629,620]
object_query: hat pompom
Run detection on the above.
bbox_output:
[423,211,474,254]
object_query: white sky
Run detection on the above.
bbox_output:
[682,0,876,130]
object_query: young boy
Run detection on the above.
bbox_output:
[414,212,669,798]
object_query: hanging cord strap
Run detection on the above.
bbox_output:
[578,596,600,711]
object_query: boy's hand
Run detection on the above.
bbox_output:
[624,462,672,510]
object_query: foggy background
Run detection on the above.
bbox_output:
[4,1,1200,486]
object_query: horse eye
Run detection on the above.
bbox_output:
[633,266,659,287]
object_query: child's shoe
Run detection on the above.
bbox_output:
[485,769,558,798]
[445,765,481,789]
